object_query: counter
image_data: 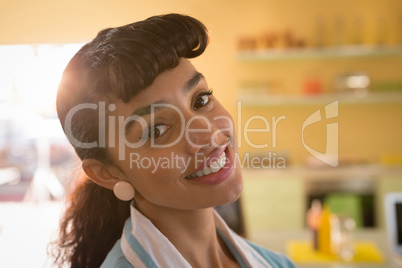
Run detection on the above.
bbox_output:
[248,228,400,268]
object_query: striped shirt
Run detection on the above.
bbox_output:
[101,204,296,268]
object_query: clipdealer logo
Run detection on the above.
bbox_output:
[302,101,339,167]
[63,100,339,168]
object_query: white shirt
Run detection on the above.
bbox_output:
[101,203,296,268]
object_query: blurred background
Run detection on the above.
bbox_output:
[0,0,401,267]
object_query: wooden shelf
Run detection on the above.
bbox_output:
[237,45,402,61]
[237,91,402,106]
[241,164,402,180]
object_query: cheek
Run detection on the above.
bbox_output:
[214,106,237,141]
[124,163,172,199]
[125,150,187,184]
[128,165,192,209]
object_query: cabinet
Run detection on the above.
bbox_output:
[242,171,305,231]
[241,166,402,232]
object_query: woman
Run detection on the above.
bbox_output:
[52,13,296,268]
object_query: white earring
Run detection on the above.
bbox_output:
[113,181,135,201]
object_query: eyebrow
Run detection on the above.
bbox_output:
[125,72,205,133]
[184,72,204,93]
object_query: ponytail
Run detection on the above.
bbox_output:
[50,173,130,267]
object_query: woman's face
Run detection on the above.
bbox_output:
[107,59,243,211]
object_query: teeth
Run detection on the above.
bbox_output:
[187,152,227,179]
[219,153,226,167]
[209,161,221,173]
[202,166,212,175]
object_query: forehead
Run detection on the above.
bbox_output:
[148,58,197,91]
[112,58,198,116]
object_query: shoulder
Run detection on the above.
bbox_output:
[246,240,297,268]
[101,239,133,268]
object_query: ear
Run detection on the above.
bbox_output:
[82,159,124,190]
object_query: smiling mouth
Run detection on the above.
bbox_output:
[185,151,227,179]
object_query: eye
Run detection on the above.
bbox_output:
[148,124,169,139]
[193,89,213,110]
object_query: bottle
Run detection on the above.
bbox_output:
[307,199,322,250]
[351,18,364,45]
[318,204,333,254]
[314,16,327,48]
[333,16,345,47]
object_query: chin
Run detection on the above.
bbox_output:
[227,182,243,204]
[216,173,243,207]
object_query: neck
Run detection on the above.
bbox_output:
[134,198,238,267]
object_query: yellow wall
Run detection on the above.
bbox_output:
[1,0,402,164]
[239,103,402,165]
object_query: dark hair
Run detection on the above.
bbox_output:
[51,13,209,268]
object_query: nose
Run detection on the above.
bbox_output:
[185,115,228,155]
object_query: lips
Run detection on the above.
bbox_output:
[186,151,227,178]
[185,147,234,185]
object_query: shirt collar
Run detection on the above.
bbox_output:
[119,202,271,268]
